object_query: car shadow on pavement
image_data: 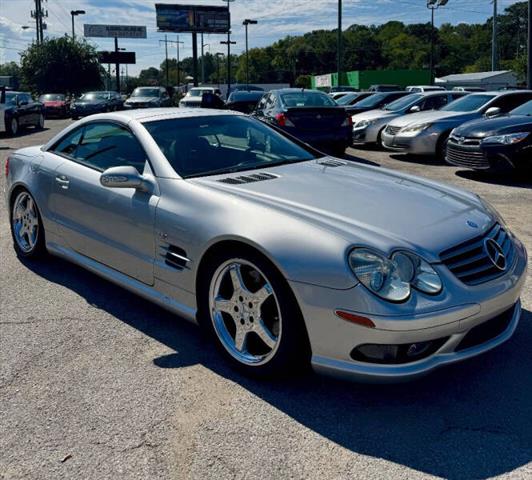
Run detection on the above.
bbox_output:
[455,169,532,188]
[21,254,532,480]
[390,153,447,167]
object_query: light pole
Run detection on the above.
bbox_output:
[201,39,210,84]
[337,0,342,88]
[221,0,235,97]
[427,0,449,85]
[21,25,36,44]
[243,19,258,90]
[216,52,224,89]
[492,0,498,71]
[70,10,85,40]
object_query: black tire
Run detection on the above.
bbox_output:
[376,128,385,149]
[437,132,450,162]
[198,248,311,377]
[6,116,19,136]
[10,189,47,259]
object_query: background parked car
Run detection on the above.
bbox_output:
[226,90,264,113]
[453,86,487,92]
[124,86,172,109]
[179,87,222,108]
[253,88,352,155]
[2,90,44,136]
[352,91,468,146]
[335,92,374,110]
[368,84,403,92]
[330,92,351,101]
[38,93,70,118]
[70,91,123,119]
[382,90,532,159]
[329,86,358,93]
[446,99,532,172]
[346,91,410,115]
[406,86,446,93]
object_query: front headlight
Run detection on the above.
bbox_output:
[482,132,530,145]
[349,248,442,302]
[399,123,432,135]
[355,119,374,128]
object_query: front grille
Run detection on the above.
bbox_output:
[385,125,401,136]
[446,139,489,169]
[440,223,515,285]
[455,305,515,351]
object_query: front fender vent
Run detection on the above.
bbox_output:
[161,244,190,270]
[218,172,278,185]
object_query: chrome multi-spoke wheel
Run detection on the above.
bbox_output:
[209,259,282,366]
[11,191,42,256]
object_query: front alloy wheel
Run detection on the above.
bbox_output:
[11,190,45,258]
[202,251,310,376]
[7,117,18,136]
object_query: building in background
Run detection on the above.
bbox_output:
[435,71,518,90]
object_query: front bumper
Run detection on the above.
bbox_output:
[289,238,527,382]
[382,128,440,155]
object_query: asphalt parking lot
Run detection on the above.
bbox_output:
[1,119,531,480]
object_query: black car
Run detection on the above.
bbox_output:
[446,99,532,172]
[335,92,374,107]
[124,86,172,109]
[253,88,352,155]
[345,91,410,115]
[2,90,44,136]
[70,91,123,119]
[226,91,263,113]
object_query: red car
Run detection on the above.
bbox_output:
[38,93,70,118]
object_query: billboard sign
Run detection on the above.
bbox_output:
[98,51,136,64]
[84,24,147,39]
[315,74,332,88]
[155,4,229,33]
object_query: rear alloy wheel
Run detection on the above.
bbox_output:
[7,117,18,136]
[202,251,310,376]
[10,190,46,258]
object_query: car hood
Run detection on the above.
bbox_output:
[453,115,532,138]
[127,97,157,103]
[194,160,492,262]
[351,109,396,123]
[388,109,479,128]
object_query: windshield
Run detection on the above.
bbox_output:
[5,92,17,105]
[132,88,160,97]
[39,94,65,101]
[510,100,532,116]
[384,94,422,111]
[188,89,212,97]
[336,93,361,105]
[441,94,496,112]
[80,92,109,101]
[144,115,318,178]
[280,92,336,107]
[354,93,390,108]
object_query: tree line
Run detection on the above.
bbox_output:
[0,1,528,94]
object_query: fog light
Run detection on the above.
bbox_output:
[350,338,448,365]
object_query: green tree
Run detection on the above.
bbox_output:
[20,36,103,95]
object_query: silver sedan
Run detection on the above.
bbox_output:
[5,108,527,382]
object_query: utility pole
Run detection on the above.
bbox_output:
[70,10,85,40]
[31,0,48,45]
[201,33,205,84]
[337,0,342,87]
[159,35,170,86]
[528,0,532,89]
[221,0,235,98]
[160,37,184,87]
[114,37,120,92]
[492,0,498,71]
[243,19,258,89]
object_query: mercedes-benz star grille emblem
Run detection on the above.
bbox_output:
[484,238,507,271]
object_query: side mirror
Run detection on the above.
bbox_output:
[485,107,501,118]
[409,105,421,113]
[100,166,150,192]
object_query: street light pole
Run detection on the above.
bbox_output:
[426,0,449,85]
[337,0,342,88]
[243,19,258,90]
[492,0,498,71]
[221,0,235,98]
[70,10,85,40]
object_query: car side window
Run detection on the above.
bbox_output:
[490,94,532,112]
[423,95,448,110]
[51,127,84,157]
[73,122,147,173]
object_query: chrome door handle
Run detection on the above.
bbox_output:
[55,175,70,189]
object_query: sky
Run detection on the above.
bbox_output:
[0,0,524,76]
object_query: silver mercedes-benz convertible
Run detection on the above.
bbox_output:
[5,108,527,382]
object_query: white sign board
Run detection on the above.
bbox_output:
[315,74,332,88]
[84,24,147,39]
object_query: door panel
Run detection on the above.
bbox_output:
[51,160,158,285]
